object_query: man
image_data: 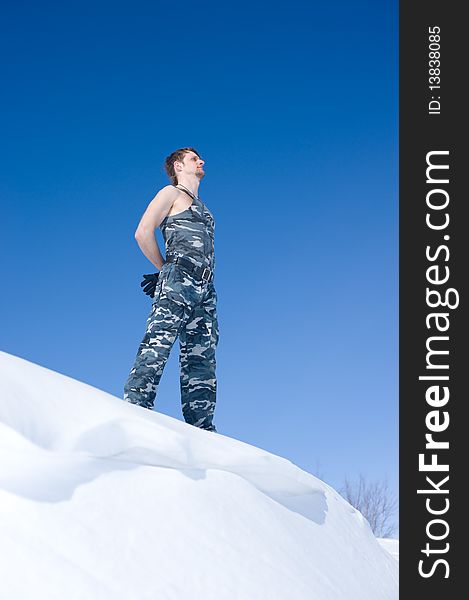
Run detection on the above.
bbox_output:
[123,147,219,432]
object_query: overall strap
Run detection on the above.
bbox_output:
[174,183,199,202]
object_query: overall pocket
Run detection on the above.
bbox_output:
[153,262,173,304]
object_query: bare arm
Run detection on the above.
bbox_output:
[134,185,178,270]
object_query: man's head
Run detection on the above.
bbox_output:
[164,147,205,185]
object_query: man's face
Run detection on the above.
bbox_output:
[178,151,205,179]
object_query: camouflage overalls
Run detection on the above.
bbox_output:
[123,187,219,432]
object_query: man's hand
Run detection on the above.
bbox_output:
[140,273,160,298]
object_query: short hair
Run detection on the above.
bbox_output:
[164,147,200,185]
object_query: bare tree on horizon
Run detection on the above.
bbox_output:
[340,474,398,538]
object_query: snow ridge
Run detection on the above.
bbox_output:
[0,351,398,600]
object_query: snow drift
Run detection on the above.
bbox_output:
[378,538,399,563]
[0,351,398,599]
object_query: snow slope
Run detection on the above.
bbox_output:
[0,351,398,599]
[378,538,399,562]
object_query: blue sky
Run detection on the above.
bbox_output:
[1,0,398,514]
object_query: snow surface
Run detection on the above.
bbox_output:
[377,538,399,563]
[0,351,398,599]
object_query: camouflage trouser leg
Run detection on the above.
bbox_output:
[179,292,219,430]
[123,261,219,431]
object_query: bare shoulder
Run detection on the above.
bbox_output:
[136,185,179,231]
[151,185,180,208]
[157,184,180,198]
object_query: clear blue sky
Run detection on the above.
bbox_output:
[1,0,398,507]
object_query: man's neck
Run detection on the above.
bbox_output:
[176,177,201,198]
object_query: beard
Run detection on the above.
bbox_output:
[196,168,205,180]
